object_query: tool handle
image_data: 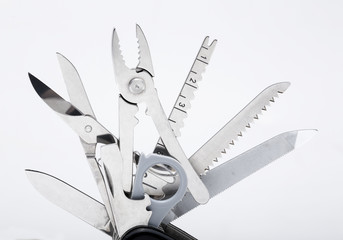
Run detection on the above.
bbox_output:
[161,223,197,240]
[119,224,198,240]
[121,226,174,240]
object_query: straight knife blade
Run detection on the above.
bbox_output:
[190,82,290,175]
[26,169,113,236]
[25,169,195,239]
[164,129,317,223]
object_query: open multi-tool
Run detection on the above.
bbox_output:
[26,25,316,239]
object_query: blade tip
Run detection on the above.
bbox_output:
[111,28,118,41]
[28,72,39,85]
[136,23,142,31]
[294,129,317,148]
[278,81,291,89]
[56,52,66,61]
[28,72,34,78]
[25,169,36,180]
[28,73,45,95]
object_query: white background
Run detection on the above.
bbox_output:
[1,0,342,239]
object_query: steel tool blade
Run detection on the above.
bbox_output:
[190,82,290,175]
[154,36,217,155]
[25,169,112,235]
[29,73,82,116]
[164,129,317,223]
[29,73,117,144]
[57,53,95,117]
[118,96,139,193]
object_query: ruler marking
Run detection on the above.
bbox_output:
[168,118,176,123]
[185,82,197,89]
[153,37,216,154]
[196,58,208,65]
[174,107,187,114]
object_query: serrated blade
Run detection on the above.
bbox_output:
[190,82,290,174]
[164,129,317,223]
[25,169,113,235]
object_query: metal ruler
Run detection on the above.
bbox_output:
[154,36,217,155]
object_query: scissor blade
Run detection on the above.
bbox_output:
[25,169,113,235]
[136,24,154,76]
[164,130,317,223]
[190,82,290,174]
[29,73,82,116]
[29,73,116,144]
[56,53,95,118]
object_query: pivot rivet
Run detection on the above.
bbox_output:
[129,78,145,94]
[85,125,92,133]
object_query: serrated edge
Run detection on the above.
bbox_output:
[136,24,154,76]
[112,28,129,76]
[190,82,290,175]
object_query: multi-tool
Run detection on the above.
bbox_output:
[26,25,316,239]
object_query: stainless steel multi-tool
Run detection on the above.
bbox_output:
[26,25,316,240]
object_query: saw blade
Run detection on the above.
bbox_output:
[190,82,290,175]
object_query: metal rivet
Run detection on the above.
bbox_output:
[85,125,92,133]
[129,78,146,94]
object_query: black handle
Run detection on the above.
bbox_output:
[121,226,175,240]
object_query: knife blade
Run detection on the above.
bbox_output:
[25,169,113,236]
[25,169,193,239]
[164,129,317,223]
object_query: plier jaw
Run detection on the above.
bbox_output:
[135,24,155,77]
[112,25,156,104]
